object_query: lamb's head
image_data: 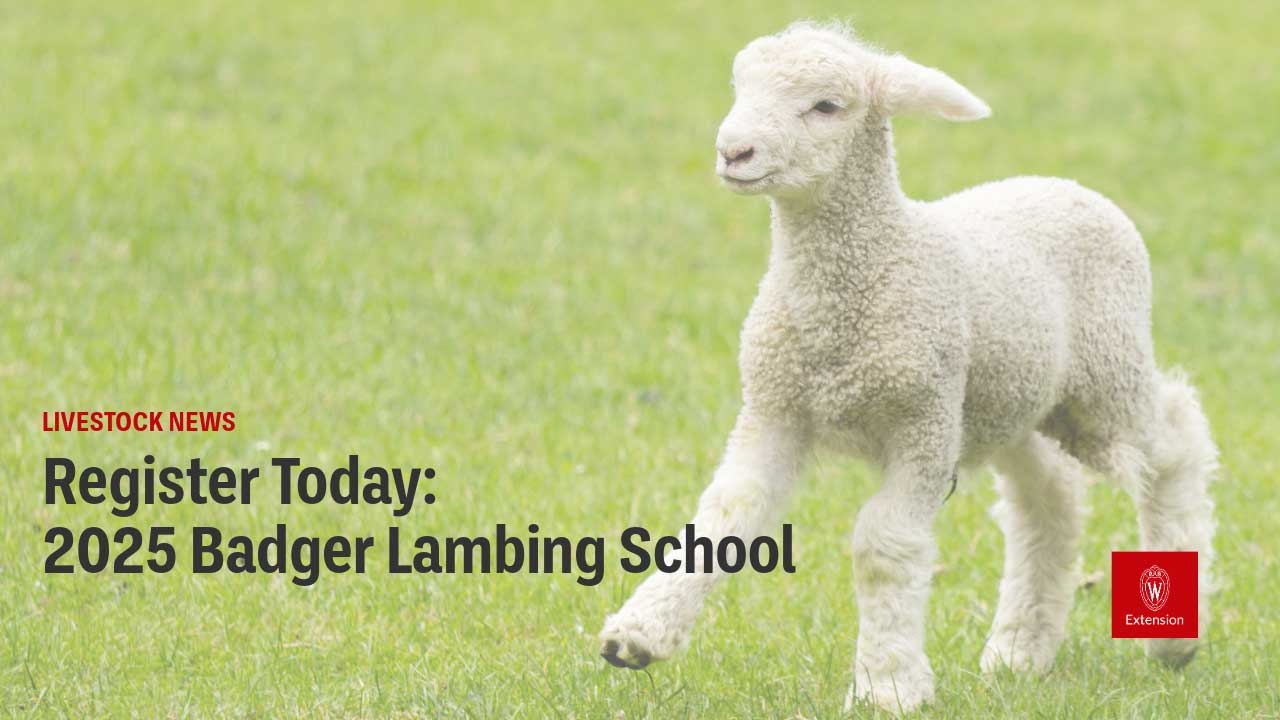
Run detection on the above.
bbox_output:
[715,22,991,197]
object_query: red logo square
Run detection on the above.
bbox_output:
[1111,551,1197,638]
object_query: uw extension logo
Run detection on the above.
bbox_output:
[1111,551,1197,639]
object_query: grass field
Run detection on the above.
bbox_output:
[3,0,1279,717]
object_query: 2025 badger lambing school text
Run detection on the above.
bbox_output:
[42,454,796,587]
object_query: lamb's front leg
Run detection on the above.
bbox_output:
[599,411,808,669]
[848,440,959,715]
[982,433,1085,674]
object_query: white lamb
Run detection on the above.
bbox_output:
[598,21,1217,714]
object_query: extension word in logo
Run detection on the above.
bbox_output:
[1111,551,1196,639]
[1138,564,1170,612]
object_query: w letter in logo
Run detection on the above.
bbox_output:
[1139,564,1171,612]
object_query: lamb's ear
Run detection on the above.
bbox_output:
[873,54,991,121]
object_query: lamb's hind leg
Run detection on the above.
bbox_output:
[982,432,1085,674]
[1133,372,1218,666]
[1060,371,1217,668]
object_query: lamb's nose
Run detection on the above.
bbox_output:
[721,146,754,165]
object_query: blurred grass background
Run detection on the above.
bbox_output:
[2,0,1277,716]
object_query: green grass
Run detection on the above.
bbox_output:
[3,0,1279,717]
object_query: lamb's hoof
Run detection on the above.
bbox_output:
[845,681,933,715]
[846,665,934,715]
[980,630,1059,675]
[598,611,680,670]
[600,638,651,669]
[1146,637,1199,669]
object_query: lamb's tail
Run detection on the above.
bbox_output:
[1138,369,1218,666]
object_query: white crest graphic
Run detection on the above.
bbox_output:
[1139,564,1171,612]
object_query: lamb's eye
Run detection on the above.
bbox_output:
[812,100,840,114]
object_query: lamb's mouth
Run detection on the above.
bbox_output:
[719,171,776,189]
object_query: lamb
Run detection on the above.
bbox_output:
[597,21,1218,714]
